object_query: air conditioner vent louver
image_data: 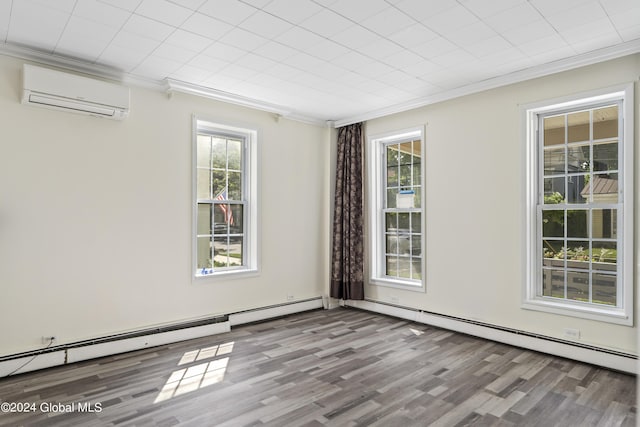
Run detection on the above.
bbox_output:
[22,64,130,120]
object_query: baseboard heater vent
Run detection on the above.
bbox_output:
[345,299,637,374]
[229,297,324,326]
[1,297,324,377]
[0,315,229,363]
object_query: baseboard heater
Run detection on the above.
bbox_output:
[344,299,637,375]
[0,297,324,377]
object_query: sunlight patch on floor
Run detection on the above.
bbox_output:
[154,342,234,403]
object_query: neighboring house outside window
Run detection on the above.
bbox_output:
[523,85,633,325]
[194,119,258,279]
[368,127,425,291]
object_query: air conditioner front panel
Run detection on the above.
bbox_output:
[26,93,118,117]
[22,64,130,119]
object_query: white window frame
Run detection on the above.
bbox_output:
[192,117,259,280]
[522,84,633,325]
[368,126,426,292]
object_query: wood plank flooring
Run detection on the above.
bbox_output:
[0,308,636,426]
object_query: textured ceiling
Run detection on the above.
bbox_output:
[1,0,639,125]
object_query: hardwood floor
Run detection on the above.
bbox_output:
[0,308,636,426]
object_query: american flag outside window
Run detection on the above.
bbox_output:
[215,189,234,225]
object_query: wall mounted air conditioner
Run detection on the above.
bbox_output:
[22,64,130,120]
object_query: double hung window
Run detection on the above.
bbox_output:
[194,119,257,278]
[369,128,425,290]
[524,86,633,324]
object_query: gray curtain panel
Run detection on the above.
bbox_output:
[330,122,364,300]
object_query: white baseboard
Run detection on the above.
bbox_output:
[345,299,637,374]
[229,298,324,326]
[0,350,66,376]
[1,297,323,377]
[8,297,627,377]
[67,321,231,364]
[326,297,342,309]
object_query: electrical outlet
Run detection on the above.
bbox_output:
[42,336,57,345]
[286,294,295,301]
[563,328,580,339]
[390,296,399,304]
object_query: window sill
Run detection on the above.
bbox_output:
[194,268,259,282]
[522,298,631,326]
[370,277,425,293]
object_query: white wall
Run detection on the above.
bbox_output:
[1,51,636,359]
[364,54,639,355]
[0,54,330,356]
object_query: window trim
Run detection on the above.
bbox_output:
[522,84,634,325]
[368,126,426,292]
[192,117,259,281]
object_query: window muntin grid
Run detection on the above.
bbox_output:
[196,131,247,274]
[383,139,422,282]
[539,102,621,307]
